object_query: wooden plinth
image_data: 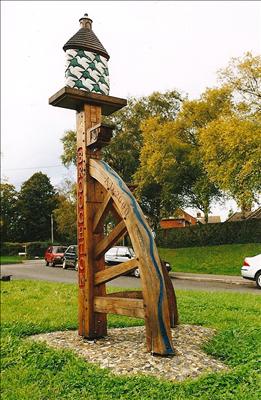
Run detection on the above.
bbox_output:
[49,87,127,115]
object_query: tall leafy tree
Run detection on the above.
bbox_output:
[134,87,231,226]
[199,53,261,214]
[0,182,18,242]
[53,179,77,244]
[61,130,77,167]
[199,116,261,213]
[16,172,57,241]
[134,117,194,228]
[218,52,261,115]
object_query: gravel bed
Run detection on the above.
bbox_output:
[30,324,228,381]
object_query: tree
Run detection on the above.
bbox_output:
[16,172,57,241]
[60,90,184,182]
[134,117,194,228]
[199,115,261,214]
[134,87,230,226]
[199,53,261,214]
[218,52,261,115]
[53,179,77,244]
[0,182,18,241]
[61,130,77,167]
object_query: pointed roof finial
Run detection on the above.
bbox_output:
[79,13,93,29]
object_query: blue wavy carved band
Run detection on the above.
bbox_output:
[99,160,174,354]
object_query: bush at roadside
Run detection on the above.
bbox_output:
[156,219,261,248]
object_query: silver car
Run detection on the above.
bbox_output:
[104,246,171,278]
[105,246,135,264]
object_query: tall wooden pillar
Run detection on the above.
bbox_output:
[76,103,107,338]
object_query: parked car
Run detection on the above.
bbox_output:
[44,245,67,267]
[105,246,171,278]
[241,254,261,289]
[63,245,78,270]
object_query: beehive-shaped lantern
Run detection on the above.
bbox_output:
[63,14,110,95]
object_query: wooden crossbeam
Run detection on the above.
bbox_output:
[95,220,127,259]
[93,192,112,233]
[95,259,138,285]
[94,296,144,319]
[106,291,143,299]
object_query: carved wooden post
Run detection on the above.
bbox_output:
[49,13,178,356]
[76,104,106,338]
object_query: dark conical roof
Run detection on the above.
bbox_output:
[63,14,110,60]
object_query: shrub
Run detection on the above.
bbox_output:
[0,242,25,256]
[25,242,50,258]
[156,219,261,248]
[0,241,60,258]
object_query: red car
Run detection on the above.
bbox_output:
[44,245,67,267]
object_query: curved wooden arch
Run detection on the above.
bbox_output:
[89,159,177,355]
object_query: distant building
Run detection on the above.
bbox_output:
[196,212,221,224]
[160,209,197,229]
[226,206,261,222]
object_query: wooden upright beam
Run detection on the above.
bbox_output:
[76,103,107,339]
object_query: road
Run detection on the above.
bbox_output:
[1,260,259,294]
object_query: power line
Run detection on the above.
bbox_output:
[2,164,68,171]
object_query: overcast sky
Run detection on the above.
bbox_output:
[1,1,261,219]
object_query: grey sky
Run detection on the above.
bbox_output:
[1,1,261,219]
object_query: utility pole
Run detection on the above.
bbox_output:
[51,214,54,243]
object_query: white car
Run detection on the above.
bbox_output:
[241,254,261,289]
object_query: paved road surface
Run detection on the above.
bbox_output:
[1,260,259,294]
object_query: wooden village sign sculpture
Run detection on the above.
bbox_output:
[49,14,178,356]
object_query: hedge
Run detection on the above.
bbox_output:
[0,242,25,256]
[0,242,62,258]
[156,219,261,248]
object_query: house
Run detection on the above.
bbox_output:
[160,209,197,229]
[196,212,221,224]
[226,206,261,222]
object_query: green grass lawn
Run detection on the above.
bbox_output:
[159,242,261,276]
[0,255,23,265]
[1,280,260,399]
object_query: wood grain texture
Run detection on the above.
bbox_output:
[106,291,143,299]
[161,261,179,327]
[94,296,144,319]
[49,87,127,115]
[76,103,107,339]
[95,259,138,285]
[89,159,175,355]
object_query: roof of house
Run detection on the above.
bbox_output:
[197,216,221,224]
[248,207,261,219]
[226,207,260,222]
[161,209,197,224]
[63,14,110,60]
